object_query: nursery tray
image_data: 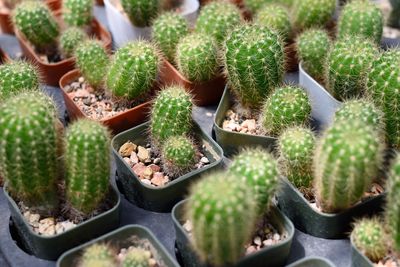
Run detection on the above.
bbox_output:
[287,257,335,267]
[350,239,374,267]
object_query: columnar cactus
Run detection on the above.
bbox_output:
[296,28,330,81]
[121,0,159,27]
[152,12,188,63]
[195,1,242,44]
[75,40,109,89]
[386,155,400,252]
[292,0,336,31]
[223,24,285,109]
[278,126,315,189]
[13,1,59,49]
[314,119,383,213]
[0,61,40,99]
[80,244,117,267]
[261,85,311,136]
[0,92,59,213]
[121,248,151,267]
[351,218,387,262]
[63,0,93,27]
[65,119,111,215]
[337,0,383,44]
[107,41,159,101]
[326,36,377,101]
[228,148,279,212]
[186,172,257,266]
[176,33,219,82]
[255,4,292,41]
[59,27,88,58]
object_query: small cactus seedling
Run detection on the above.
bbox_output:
[314,119,383,213]
[228,148,279,212]
[195,1,242,44]
[65,119,111,216]
[63,0,93,27]
[296,28,330,81]
[337,0,383,44]
[278,126,315,189]
[152,12,188,63]
[292,0,336,31]
[121,0,159,27]
[75,40,109,89]
[255,4,292,41]
[176,33,219,82]
[121,248,152,267]
[261,85,311,136]
[326,36,377,101]
[351,218,387,262]
[223,24,285,109]
[13,1,59,50]
[107,41,160,101]
[386,155,400,252]
[79,244,117,267]
[186,172,257,266]
[59,27,88,58]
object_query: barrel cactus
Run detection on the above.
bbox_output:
[121,0,159,27]
[121,248,151,267]
[244,0,269,14]
[292,0,336,31]
[255,4,292,41]
[80,244,117,267]
[59,27,87,58]
[63,0,93,27]
[386,155,400,252]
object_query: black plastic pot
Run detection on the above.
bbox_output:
[277,178,385,239]
[350,239,374,267]
[287,257,335,267]
[4,184,121,260]
[172,199,295,267]
[57,225,179,267]
[112,121,224,213]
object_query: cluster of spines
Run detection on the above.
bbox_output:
[121,248,152,267]
[59,27,88,58]
[120,0,159,27]
[386,154,400,254]
[255,4,292,41]
[292,0,336,31]
[80,244,117,267]
[63,0,93,27]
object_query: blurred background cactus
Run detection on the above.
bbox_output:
[292,0,336,31]
[121,248,152,267]
[254,4,292,41]
[386,155,400,253]
[79,244,117,267]
[121,0,159,27]
[59,27,88,58]
[63,0,93,27]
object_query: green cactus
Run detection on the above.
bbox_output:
[228,148,279,212]
[59,27,88,58]
[80,244,117,267]
[75,40,109,89]
[150,85,193,145]
[0,91,59,213]
[107,41,159,101]
[176,33,219,82]
[121,0,159,27]
[278,126,315,189]
[314,119,383,213]
[351,218,387,262]
[244,0,270,14]
[63,0,93,27]
[13,1,59,50]
[223,24,285,109]
[296,28,330,81]
[121,248,151,267]
[337,0,383,44]
[255,4,292,41]
[388,0,400,29]
[0,60,40,99]
[261,85,311,136]
[195,1,242,44]
[65,119,111,215]
[386,154,400,252]
[292,0,336,31]
[152,12,188,63]
[186,172,257,266]
[326,36,377,101]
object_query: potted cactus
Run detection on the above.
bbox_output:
[0,91,121,260]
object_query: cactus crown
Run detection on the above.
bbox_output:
[176,33,219,82]
[255,4,292,41]
[292,0,336,31]
[63,0,93,27]
[244,0,270,14]
[121,0,159,27]
[386,154,400,253]
[80,244,117,267]
[59,27,88,58]
[161,135,196,177]
[121,248,151,267]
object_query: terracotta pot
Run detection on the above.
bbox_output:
[159,59,226,106]
[59,69,154,134]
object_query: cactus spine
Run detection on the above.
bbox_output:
[255,4,292,41]
[80,244,117,267]
[59,27,88,58]
[292,0,336,31]
[121,248,151,267]
[121,0,159,27]
[386,155,400,252]
[63,0,93,27]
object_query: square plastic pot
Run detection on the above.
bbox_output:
[277,178,385,239]
[57,225,179,267]
[111,121,224,212]
[287,257,335,267]
[4,183,121,261]
[351,239,373,267]
[172,199,295,267]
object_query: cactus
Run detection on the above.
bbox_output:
[386,154,400,252]
[121,248,151,267]
[195,1,242,44]
[292,0,336,31]
[65,119,111,215]
[228,148,279,212]
[314,119,383,213]
[366,49,400,148]
[351,218,387,262]
[107,41,160,101]
[75,40,109,89]
[326,36,377,101]
[176,33,219,82]
[150,85,193,145]
[278,126,315,189]
[13,1,59,50]
[388,0,400,29]
[0,60,40,99]
[296,28,330,81]
[337,0,383,44]
[59,27,88,58]
[186,172,257,266]
[223,24,285,109]
[152,12,188,63]
[244,0,269,14]
[80,244,117,267]
[0,91,59,213]
[121,0,159,27]
[255,4,292,41]
[261,85,311,136]
[63,0,93,27]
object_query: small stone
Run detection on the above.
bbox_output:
[83,98,91,106]
[149,258,157,267]
[273,233,280,241]
[29,213,40,224]
[153,158,161,164]
[263,239,274,246]
[145,159,152,164]
[242,119,256,131]
[23,211,31,219]
[200,157,209,164]
[206,112,213,117]
[78,77,85,83]
[64,85,72,93]
[132,163,146,178]
[123,157,131,165]
[137,146,150,163]
[254,236,262,246]
[119,141,137,157]
[130,152,139,164]
[245,245,257,255]
[183,220,193,232]
[164,176,170,183]
[148,164,161,173]
[71,82,81,90]
[38,218,55,236]
[141,179,152,185]
[143,167,153,179]
[151,173,166,186]
[55,223,64,234]
[61,221,76,231]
